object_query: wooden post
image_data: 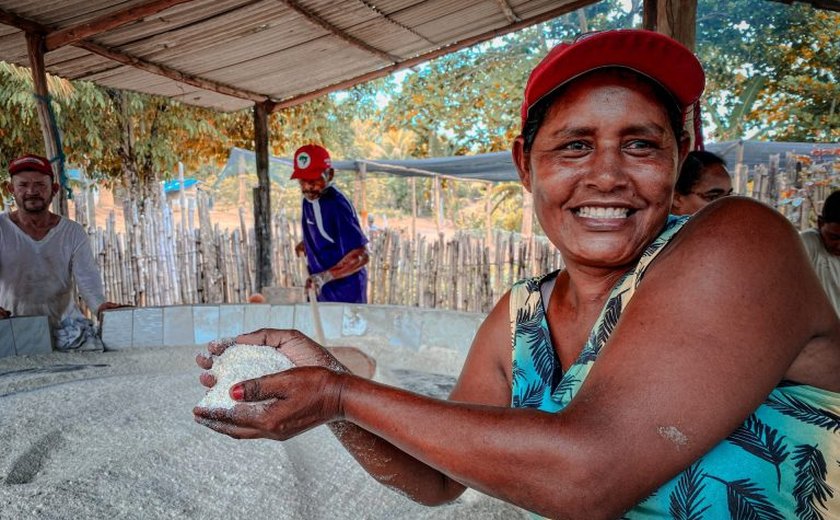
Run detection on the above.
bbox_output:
[434,176,442,233]
[735,140,747,195]
[410,176,417,240]
[178,161,187,231]
[643,0,697,48]
[359,161,368,226]
[253,101,273,291]
[237,154,248,208]
[642,0,657,31]
[484,184,493,246]
[26,32,68,216]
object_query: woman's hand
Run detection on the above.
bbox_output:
[193,364,347,440]
[195,328,348,388]
[194,328,350,440]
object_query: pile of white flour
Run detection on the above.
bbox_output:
[197,344,295,409]
[0,345,528,519]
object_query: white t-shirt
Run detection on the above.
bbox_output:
[801,228,840,315]
[0,212,105,326]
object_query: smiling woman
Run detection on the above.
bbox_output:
[194,30,840,519]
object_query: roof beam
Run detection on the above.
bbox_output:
[0,7,47,34]
[354,0,435,45]
[276,0,401,64]
[272,0,593,112]
[493,0,522,23]
[76,39,271,104]
[0,7,272,105]
[45,0,197,51]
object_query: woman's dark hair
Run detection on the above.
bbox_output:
[521,68,685,152]
[821,190,840,223]
[675,150,728,195]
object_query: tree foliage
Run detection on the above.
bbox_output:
[1,0,837,225]
[696,0,839,141]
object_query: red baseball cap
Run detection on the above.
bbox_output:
[9,154,54,180]
[290,144,332,181]
[521,29,705,131]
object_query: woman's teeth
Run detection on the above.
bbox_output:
[576,207,629,219]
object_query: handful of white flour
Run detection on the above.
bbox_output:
[197,344,295,410]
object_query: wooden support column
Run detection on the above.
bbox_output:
[253,101,273,291]
[643,0,699,147]
[26,32,68,216]
[434,176,442,233]
[649,0,697,50]
[484,184,493,245]
[410,177,417,240]
[358,161,368,226]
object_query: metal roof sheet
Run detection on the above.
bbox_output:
[0,0,595,112]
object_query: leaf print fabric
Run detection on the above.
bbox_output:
[509,215,840,518]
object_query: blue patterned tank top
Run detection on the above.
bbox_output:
[510,215,840,518]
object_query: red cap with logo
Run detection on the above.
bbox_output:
[9,154,55,180]
[290,144,332,181]
[520,29,705,131]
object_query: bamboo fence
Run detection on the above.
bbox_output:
[74,189,561,314]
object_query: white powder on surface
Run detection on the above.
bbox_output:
[197,344,295,410]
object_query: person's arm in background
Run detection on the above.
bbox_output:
[0,223,9,319]
[70,226,122,319]
[307,247,369,292]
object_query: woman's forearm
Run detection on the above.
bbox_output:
[327,420,466,505]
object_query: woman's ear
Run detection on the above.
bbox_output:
[671,193,685,214]
[677,131,691,167]
[512,136,532,193]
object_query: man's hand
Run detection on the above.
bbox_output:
[97,302,131,321]
[306,270,334,294]
[295,241,305,257]
[0,306,9,319]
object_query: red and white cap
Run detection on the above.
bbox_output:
[8,154,54,179]
[291,144,332,181]
[520,29,705,131]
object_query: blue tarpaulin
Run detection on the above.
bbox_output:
[163,178,200,193]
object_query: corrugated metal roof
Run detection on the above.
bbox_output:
[0,0,596,112]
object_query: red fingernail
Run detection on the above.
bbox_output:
[230,384,245,400]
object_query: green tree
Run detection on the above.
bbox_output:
[696,0,839,141]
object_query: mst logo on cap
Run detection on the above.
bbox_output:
[291,144,331,181]
[8,154,55,179]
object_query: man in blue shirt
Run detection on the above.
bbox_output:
[292,144,369,303]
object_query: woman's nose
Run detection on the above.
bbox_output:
[583,150,628,191]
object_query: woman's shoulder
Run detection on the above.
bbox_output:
[674,196,801,255]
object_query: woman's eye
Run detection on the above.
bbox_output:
[560,141,589,151]
[625,140,653,149]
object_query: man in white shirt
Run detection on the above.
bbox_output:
[801,190,840,315]
[0,154,122,350]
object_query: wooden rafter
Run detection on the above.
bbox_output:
[0,7,45,34]
[354,0,435,45]
[45,0,197,51]
[272,0,593,112]
[0,7,272,105]
[277,0,401,64]
[75,40,270,104]
[494,0,521,23]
